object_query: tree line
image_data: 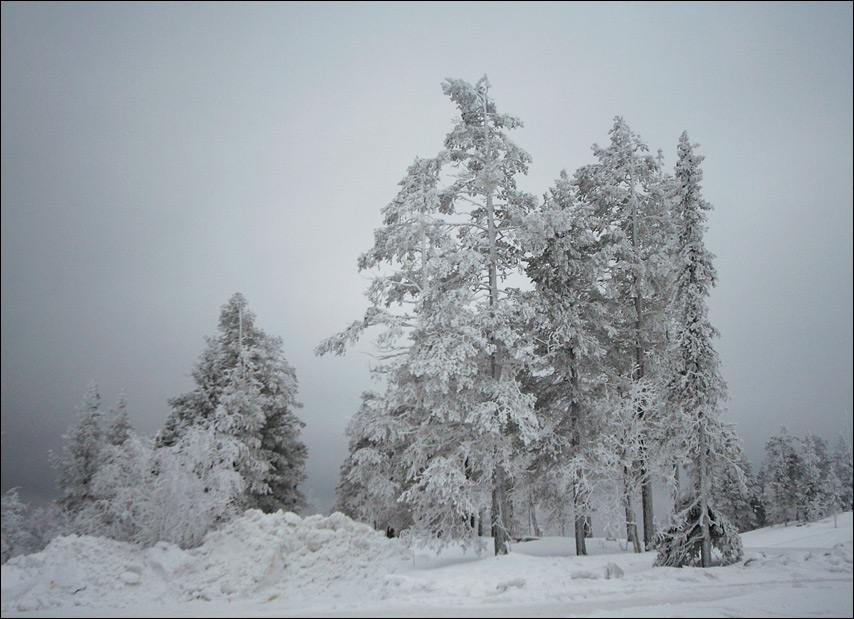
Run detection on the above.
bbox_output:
[319,76,852,567]
[2,293,308,561]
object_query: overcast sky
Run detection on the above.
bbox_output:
[2,2,852,513]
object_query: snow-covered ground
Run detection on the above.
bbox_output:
[2,511,851,618]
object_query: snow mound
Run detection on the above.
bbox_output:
[1,534,166,612]
[1,510,406,613]
[175,509,405,602]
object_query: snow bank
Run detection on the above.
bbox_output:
[1,510,406,613]
[2,511,851,617]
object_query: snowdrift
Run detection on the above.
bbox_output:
[2,510,852,617]
[1,510,406,613]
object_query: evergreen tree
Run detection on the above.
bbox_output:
[321,77,540,554]
[831,434,853,511]
[798,432,836,521]
[761,427,803,525]
[427,75,541,554]
[52,381,105,512]
[712,442,761,532]
[658,133,741,567]
[334,391,412,535]
[574,117,673,549]
[159,293,306,512]
[523,170,610,555]
[105,392,132,447]
[1,488,36,564]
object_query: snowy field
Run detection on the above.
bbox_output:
[2,511,851,618]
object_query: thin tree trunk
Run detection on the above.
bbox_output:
[672,462,681,510]
[624,467,642,553]
[573,485,588,556]
[492,464,511,554]
[567,344,587,555]
[529,494,542,537]
[699,421,712,567]
[642,474,654,550]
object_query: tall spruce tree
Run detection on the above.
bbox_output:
[657,132,742,567]
[159,293,306,513]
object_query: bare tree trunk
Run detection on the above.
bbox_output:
[567,344,587,555]
[623,467,642,553]
[492,464,511,554]
[672,462,681,511]
[699,421,712,567]
[625,502,642,554]
[529,495,541,537]
[573,485,588,556]
[642,473,655,550]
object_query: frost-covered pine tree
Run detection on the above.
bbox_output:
[831,434,853,511]
[321,153,495,551]
[711,441,762,532]
[435,76,540,554]
[52,381,105,513]
[523,170,611,554]
[656,133,742,567]
[798,432,837,522]
[212,347,270,506]
[105,392,132,447]
[333,392,412,535]
[1,488,36,564]
[761,427,803,525]
[321,78,540,555]
[159,293,306,512]
[574,117,673,549]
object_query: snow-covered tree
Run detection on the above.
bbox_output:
[334,392,412,536]
[798,432,837,522]
[418,76,541,554]
[831,434,853,511]
[321,77,540,555]
[523,170,611,555]
[653,493,743,568]
[657,133,741,567]
[159,293,306,513]
[761,427,803,525]
[592,378,665,553]
[573,117,673,549]
[105,392,132,447]
[1,488,37,564]
[52,381,105,513]
[93,425,245,548]
[712,443,761,532]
